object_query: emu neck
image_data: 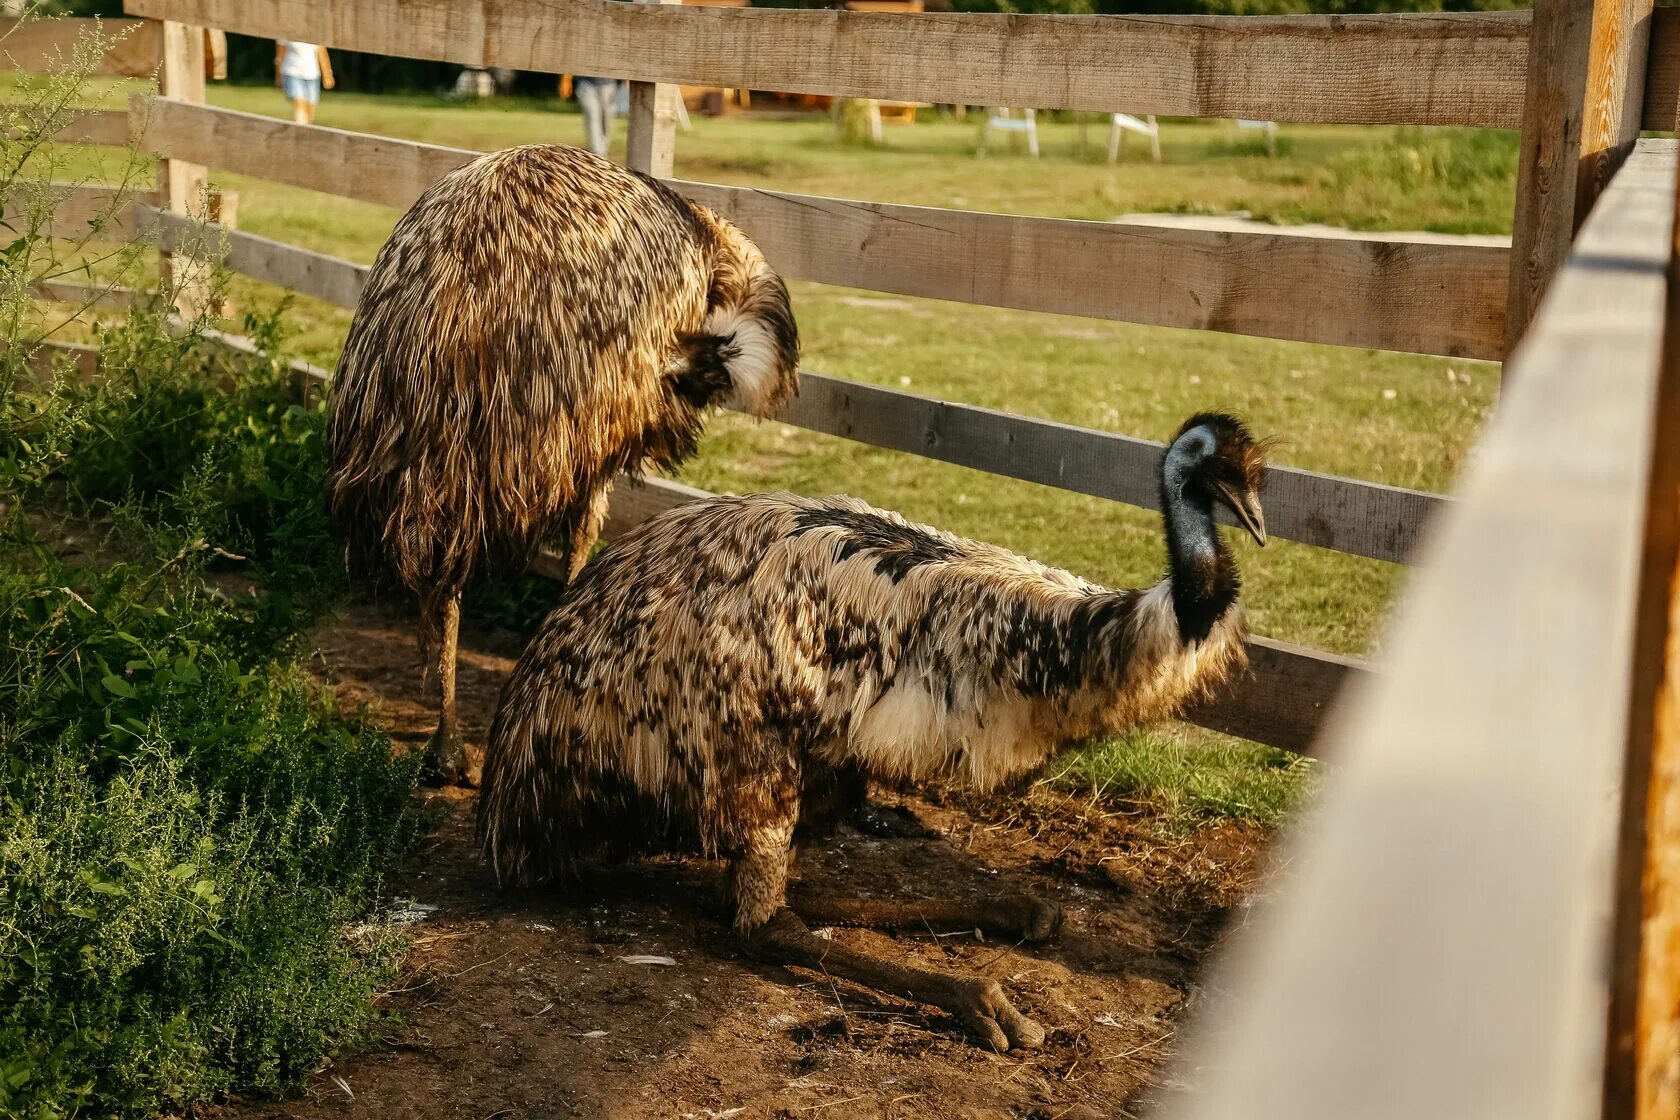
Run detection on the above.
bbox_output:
[1161,442,1240,643]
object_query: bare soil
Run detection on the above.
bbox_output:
[213,598,1276,1120]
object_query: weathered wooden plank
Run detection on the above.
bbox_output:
[682,181,1509,361]
[1157,139,1677,1120]
[136,204,370,308]
[774,372,1442,565]
[122,0,1530,127]
[1506,0,1652,359]
[28,278,143,310]
[2,107,131,146]
[1181,636,1357,757]
[548,472,1363,754]
[139,99,1508,360]
[137,96,479,212]
[0,16,161,78]
[1603,134,1680,1120]
[625,0,682,178]
[4,182,147,242]
[1643,5,1680,131]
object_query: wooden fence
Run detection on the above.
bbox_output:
[7,3,1680,1114]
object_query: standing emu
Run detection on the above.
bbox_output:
[478,413,1268,1050]
[325,145,799,785]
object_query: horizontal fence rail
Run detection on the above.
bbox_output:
[122,0,1530,127]
[1158,138,1679,1120]
[0,16,160,78]
[139,98,1509,360]
[130,202,1443,566]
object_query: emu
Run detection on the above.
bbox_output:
[478,413,1268,1050]
[325,144,799,785]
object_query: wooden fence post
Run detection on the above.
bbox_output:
[1504,0,1653,361]
[155,18,208,313]
[1604,127,1680,1120]
[625,0,681,177]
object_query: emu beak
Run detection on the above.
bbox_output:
[1217,484,1268,547]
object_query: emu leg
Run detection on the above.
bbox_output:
[422,591,474,787]
[788,893,1063,944]
[563,482,613,581]
[743,908,1047,1053]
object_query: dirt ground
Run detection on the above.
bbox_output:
[216,599,1277,1120]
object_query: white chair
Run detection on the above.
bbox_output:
[1236,119,1279,157]
[1108,113,1160,164]
[981,108,1038,157]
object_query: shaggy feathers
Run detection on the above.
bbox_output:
[479,490,1251,901]
[324,144,800,609]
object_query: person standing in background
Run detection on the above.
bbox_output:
[275,40,334,125]
[571,75,624,158]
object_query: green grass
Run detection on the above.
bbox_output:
[32,82,1520,823]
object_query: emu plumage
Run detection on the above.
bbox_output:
[325,144,799,784]
[479,413,1269,1050]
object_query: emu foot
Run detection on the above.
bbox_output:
[420,727,477,788]
[852,799,932,839]
[788,892,1063,944]
[744,908,1046,1053]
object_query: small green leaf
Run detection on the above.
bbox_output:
[100,674,136,699]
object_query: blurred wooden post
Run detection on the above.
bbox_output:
[1505,0,1653,363]
[156,19,209,313]
[1606,127,1680,1120]
[625,0,680,176]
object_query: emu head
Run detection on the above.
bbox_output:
[1166,412,1270,547]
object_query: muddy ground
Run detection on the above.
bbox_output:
[215,599,1277,1120]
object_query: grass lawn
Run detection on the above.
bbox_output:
[30,81,1519,822]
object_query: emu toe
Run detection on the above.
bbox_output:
[952,978,1046,1052]
[421,729,476,788]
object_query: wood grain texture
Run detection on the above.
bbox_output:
[1156,139,1677,1120]
[4,182,147,242]
[3,108,131,146]
[1574,0,1653,229]
[138,96,479,211]
[0,16,161,77]
[625,0,681,178]
[120,0,1530,127]
[1506,0,1652,360]
[545,472,1366,754]
[1604,132,1680,1120]
[680,180,1510,360]
[138,100,1508,360]
[772,372,1443,564]
[1643,5,1680,131]
[136,205,369,308]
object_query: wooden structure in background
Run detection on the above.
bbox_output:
[12,4,1680,1112]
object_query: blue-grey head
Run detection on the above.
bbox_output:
[1162,412,1270,548]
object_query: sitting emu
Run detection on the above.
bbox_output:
[325,144,799,786]
[478,413,1268,1050]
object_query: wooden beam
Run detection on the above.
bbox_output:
[536,472,1365,755]
[1643,5,1680,131]
[2,107,131,147]
[137,96,479,212]
[772,372,1443,565]
[0,16,162,78]
[625,0,681,177]
[1505,0,1653,360]
[121,0,1530,127]
[3,182,149,242]
[1602,133,1680,1120]
[680,181,1510,361]
[156,18,208,315]
[1156,140,1677,1120]
[140,98,1509,360]
[136,205,370,308]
